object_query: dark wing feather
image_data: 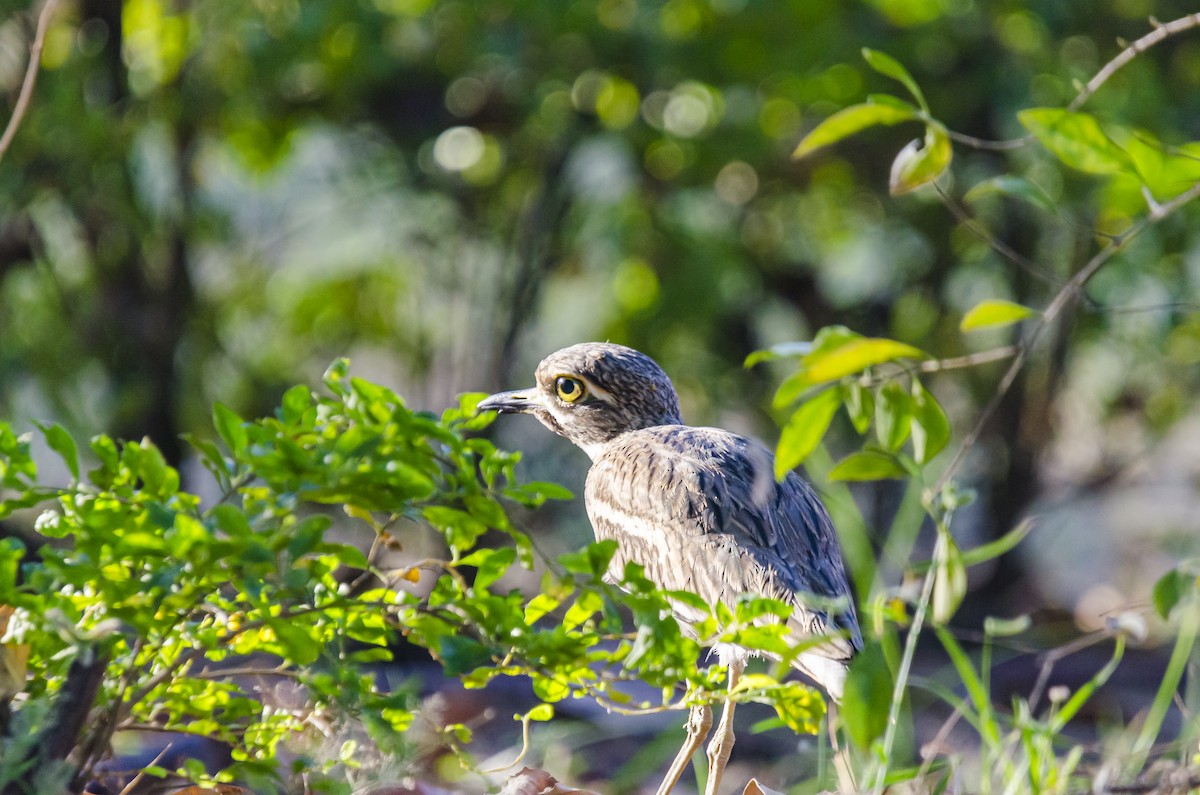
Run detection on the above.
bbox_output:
[584,424,863,667]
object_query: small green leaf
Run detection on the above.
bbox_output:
[773,335,923,408]
[960,299,1038,332]
[460,547,516,592]
[889,125,952,195]
[875,382,912,453]
[774,388,841,479]
[213,403,248,455]
[1018,108,1138,176]
[963,175,1057,214]
[438,635,493,676]
[931,533,967,625]
[271,619,323,666]
[38,423,79,481]
[843,382,874,435]
[523,703,555,722]
[828,450,907,481]
[744,341,813,367]
[794,103,919,158]
[1152,564,1199,619]
[842,640,893,750]
[286,515,332,559]
[280,384,312,424]
[910,380,950,464]
[862,48,928,112]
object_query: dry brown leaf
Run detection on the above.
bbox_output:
[742,779,787,795]
[498,767,603,795]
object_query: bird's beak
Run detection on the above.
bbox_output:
[477,387,542,414]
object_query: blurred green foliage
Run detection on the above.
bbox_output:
[3,0,1200,791]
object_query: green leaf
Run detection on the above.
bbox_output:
[280,384,312,424]
[874,382,912,453]
[963,175,1057,214]
[862,48,928,112]
[459,547,516,592]
[270,619,323,665]
[1018,108,1138,176]
[960,299,1038,332]
[910,380,950,464]
[38,423,79,481]
[842,640,893,750]
[744,341,814,367]
[843,382,874,435]
[773,335,923,408]
[437,635,493,676]
[931,533,967,625]
[1152,564,1199,619]
[793,103,919,158]
[521,703,555,722]
[889,125,952,195]
[213,403,248,455]
[286,515,332,559]
[828,450,907,481]
[774,388,841,479]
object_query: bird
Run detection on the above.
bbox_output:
[477,342,861,795]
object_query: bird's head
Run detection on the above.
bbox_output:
[478,342,683,458]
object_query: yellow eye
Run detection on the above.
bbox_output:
[555,376,587,403]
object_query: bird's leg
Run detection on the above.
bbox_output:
[826,702,857,793]
[703,657,746,795]
[655,702,713,795]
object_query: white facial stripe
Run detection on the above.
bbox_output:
[578,376,616,405]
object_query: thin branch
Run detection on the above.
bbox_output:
[933,183,1063,288]
[945,13,1200,152]
[117,743,174,795]
[945,129,1032,151]
[934,178,1200,493]
[0,0,60,166]
[1068,13,1200,112]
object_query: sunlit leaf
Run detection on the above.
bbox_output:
[862,48,928,112]
[910,380,950,464]
[931,533,967,624]
[875,381,912,453]
[960,299,1038,332]
[963,175,1057,214]
[213,403,247,455]
[842,382,874,435]
[774,388,841,479]
[773,336,923,408]
[828,450,907,481]
[38,422,79,481]
[1018,108,1138,176]
[794,103,919,158]
[744,341,813,367]
[889,125,952,195]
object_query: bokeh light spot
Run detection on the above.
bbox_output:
[434,126,485,172]
[715,161,758,205]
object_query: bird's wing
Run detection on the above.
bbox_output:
[584,425,862,664]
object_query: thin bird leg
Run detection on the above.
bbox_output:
[826,702,857,793]
[655,702,713,795]
[703,657,746,795]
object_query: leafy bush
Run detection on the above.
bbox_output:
[0,360,822,793]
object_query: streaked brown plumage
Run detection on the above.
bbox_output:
[478,342,860,795]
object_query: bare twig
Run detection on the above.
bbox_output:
[945,13,1200,153]
[116,743,174,795]
[934,178,1200,493]
[933,183,1063,288]
[0,0,60,166]
[1068,14,1200,112]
